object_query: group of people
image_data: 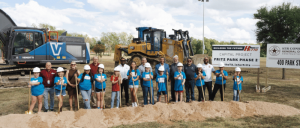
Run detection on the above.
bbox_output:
[28,55,243,113]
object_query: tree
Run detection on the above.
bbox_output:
[254,2,300,79]
[93,41,105,58]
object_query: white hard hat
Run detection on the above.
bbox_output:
[219,62,225,67]
[114,67,120,71]
[57,67,64,72]
[177,62,183,67]
[197,64,203,68]
[84,65,91,70]
[173,55,178,59]
[158,66,164,71]
[98,64,104,69]
[33,67,41,73]
[145,63,151,68]
[235,67,241,72]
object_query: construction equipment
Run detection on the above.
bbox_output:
[114,27,195,69]
[0,9,90,87]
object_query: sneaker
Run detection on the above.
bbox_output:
[44,109,49,112]
[97,107,100,109]
[134,102,138,107]
[132,103,134,107]
[50,109,54,112]
[116,107,119,109]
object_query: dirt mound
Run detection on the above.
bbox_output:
[0,101,299,128]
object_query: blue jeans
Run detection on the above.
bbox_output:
[143,86,154,105]
[43,87,55,110]
[185,80,195,102]
[80,89,91,109]
[233,90,240,101]
[111,91,120,108]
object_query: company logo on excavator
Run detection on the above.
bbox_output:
[50,42,63,56]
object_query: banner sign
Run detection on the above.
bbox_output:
[266,44,300,69]
[212,45,260,68]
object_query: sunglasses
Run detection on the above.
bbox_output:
[71,64,76,65]
[188,61,192,62]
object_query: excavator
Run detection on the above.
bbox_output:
[0,9,90,87]
[114,27,207,72]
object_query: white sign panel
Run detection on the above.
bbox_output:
[266,44,300,69]
[212,45,260,68]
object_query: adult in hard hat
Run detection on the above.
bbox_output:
[54,67,68,112]
[169,55,184,101]
[116,57,130,106]
[184,57,197,102]
[65,61,80,111]
[155,57,170,101]
[77,65,94,109]
[202,57,215,101]
[194,64,206,101]
[211,62,228,101]
[94,64,107,109]
[138,57,152,103]
[142,63,154,105]
[28,67,44,113]
[233,67,243,101]
[40,62,56,112]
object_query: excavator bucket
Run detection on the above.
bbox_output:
[0,9,16,32]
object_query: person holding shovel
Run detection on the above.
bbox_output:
[233,67,243,101]
[156,66,168,103]
[174,63,186,102]
[54,67,68,112]
[127,61,140,107]
[211,62,228,101]
[66,61,80,111]
[28,67,44,113]
[77,65,94,109]
[142,63,154,105]
[111,67,122,108]
[194,64,206,102]
[94,64,107,109]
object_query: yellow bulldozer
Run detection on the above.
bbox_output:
[114,27,207,69]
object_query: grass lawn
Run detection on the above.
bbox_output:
[1,56,300,127]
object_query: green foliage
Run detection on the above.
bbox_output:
[100,32,133,52]
[254,2,300,56]
[92,42,105,57]
[191,37,255,56]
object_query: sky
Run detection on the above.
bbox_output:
[1,0,299,44]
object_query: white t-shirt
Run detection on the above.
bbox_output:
[117,64,130,80]
[202,63,215,82]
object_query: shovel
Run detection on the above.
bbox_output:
[132,75,139,106]
[118,74,122,108]
[25,71,32,114]
[75,74,80,110]
[221,71,224,101]
[180,72,185,102]
[200,75,205,102]
[101,73,105,109]
[149,73,153,104]
[57,79,63,114]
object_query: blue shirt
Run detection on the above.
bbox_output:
[155,63,170,76]
[174,71,186,91]
[142,72,153,87]
[127,69,140,85]
[30,77,44,96]
[215,70,228,85]
[194,71,206,87]
[54,77,67,90]
[94,73,107,89]
[233,76,243,90]
[78,73,92,90]
[156,74,167,92]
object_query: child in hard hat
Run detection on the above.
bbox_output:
[127,61,140,107]
[77,65,94,109]
[174,62,186,102]
[156,66,168,103]
[28,67,44,113]
[142,63,154,105]
[54,67,68,112]
[233,67,243,101]
[111,67,122,108]
[194,64,206,101]
[94,64,107,109]
[211,62,228,101]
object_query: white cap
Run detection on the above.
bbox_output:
[197,64,203,68]
[57,67,64,72]
[177,62,183,67]
[33,67,41,73]
[84,65,91,70]
[219,62,225,67]
[114,67,120,71]
[235,67,241,72]
[173,55,178,59]
[98,64,104,69]
[158,66,164,71]
[145,63,151,68]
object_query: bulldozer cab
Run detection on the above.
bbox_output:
[136,27,166,52]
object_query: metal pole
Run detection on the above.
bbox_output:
[203,1,205,54]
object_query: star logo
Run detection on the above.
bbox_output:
[269,45,280,56]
